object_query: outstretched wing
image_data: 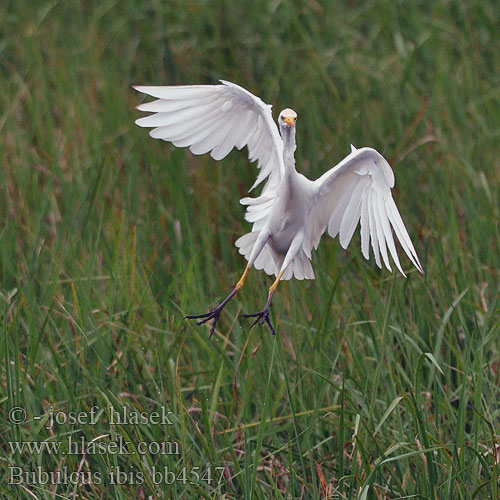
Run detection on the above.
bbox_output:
[134,80,284,193]
[307,146,423,276]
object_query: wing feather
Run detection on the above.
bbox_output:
[134,81,285,195]
[134,85,221,100]
[211,116,242,160]
[373,190,391,271]
[377,195,405,275]
[136,94,214,113]
[385,197,423,272]
[367,187,382,268]
[171,124,214,147]
[233,110,255,150]
[307,147,422,275]
[360,189,370,259]
[148,109,218,141]
[339,177,368,248]
[136,97,225,128]
[189,114,233,155]
[327,178,357,238]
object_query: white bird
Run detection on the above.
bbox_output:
[134,80,423,336]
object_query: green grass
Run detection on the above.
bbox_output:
[1,0,499,498]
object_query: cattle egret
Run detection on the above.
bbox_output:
[134,81,423,336]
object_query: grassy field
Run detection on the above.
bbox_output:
[1,0,499,498]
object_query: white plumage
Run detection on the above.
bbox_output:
[135,80,423,335]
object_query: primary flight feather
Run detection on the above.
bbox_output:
[134,80,423,335]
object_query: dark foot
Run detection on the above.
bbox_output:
[242,307,276,335]
[185,287,239,338]
[185,308,223,338]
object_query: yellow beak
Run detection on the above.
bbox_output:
[283,116,296,127]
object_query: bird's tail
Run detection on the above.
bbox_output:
[235,231,315,280]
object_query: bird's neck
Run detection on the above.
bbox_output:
[281,127,297,179]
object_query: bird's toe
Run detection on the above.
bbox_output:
[242,308,276,335]
[185,308,221,338]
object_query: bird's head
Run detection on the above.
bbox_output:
[279,108,297,129]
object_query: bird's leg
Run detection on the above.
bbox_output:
[242,270,284,335]
[185,265,250,337]
[242,231,303,335]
